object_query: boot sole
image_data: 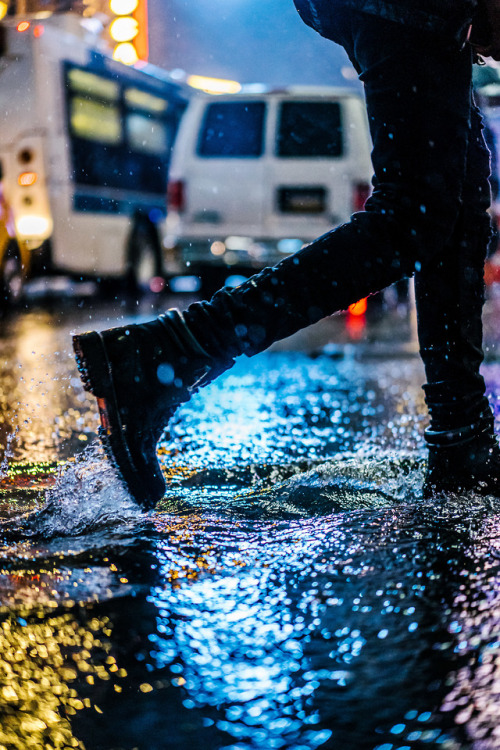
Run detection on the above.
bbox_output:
[73,331,163,508]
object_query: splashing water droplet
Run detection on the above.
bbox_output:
[10,442,143,539]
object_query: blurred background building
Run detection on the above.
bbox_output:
[147,0,355,88]
[1,0,357,87]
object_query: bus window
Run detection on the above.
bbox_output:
[126,114,168,154]
[67,68,119,102]
[124,87,168,114]
[70,97,122,144]
[65,62,174,194]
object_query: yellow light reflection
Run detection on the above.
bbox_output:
[153,513,217,585]
[0,611,117,749]
[0,312,98,467]
[187,75,242,95]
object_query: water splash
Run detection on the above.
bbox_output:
[0,429,18,481]
[254,451,427,514]
[5,441,143,540]
[159,451,428,519]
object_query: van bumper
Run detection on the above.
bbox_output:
[164,237,307,276]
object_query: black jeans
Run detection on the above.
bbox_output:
[185,8,493,440]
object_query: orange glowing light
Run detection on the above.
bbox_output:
[16,21,30,32]
[348,297,368,316]
[18,171,37,187]
[33,24,45,38]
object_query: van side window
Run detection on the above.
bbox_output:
[277,101,343,157]
[198,101,266,158]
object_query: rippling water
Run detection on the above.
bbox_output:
[1,342,500,750]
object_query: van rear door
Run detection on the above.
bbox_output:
[266,96,355,241]
[185,98,267,238]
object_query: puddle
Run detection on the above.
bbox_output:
[0,341,500,749]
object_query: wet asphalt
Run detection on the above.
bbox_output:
[0,285,500,750]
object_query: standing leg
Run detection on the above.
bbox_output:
[416,103,492,438]
[417,101,500,495]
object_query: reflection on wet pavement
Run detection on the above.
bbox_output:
[0,301,499,749]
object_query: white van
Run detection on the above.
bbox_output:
[164,86,373,288]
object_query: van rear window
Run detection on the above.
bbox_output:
[277,101,343,157]
[198,101,266,158]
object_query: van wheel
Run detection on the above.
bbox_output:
[0,241,24,310]
[126,220,164,296]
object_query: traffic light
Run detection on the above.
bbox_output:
[109,0,148,66]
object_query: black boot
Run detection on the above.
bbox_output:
[423,419,500,498]
[73,310,235,509]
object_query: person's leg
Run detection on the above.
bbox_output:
[416,101,500,495]
[417,101,492,433]
[73,11,483,507]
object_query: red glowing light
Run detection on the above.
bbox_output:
[348,297,368,316]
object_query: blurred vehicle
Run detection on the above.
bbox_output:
[0,15,188,294]
[0,162,28,310]
[164,86,373,292]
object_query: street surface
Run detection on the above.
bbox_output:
[0,286,500,749]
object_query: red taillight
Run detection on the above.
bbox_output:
[348,297,368,316]
[353,181,371,213]
[167,180,185,212]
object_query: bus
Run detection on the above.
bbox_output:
[0,13,188,298]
